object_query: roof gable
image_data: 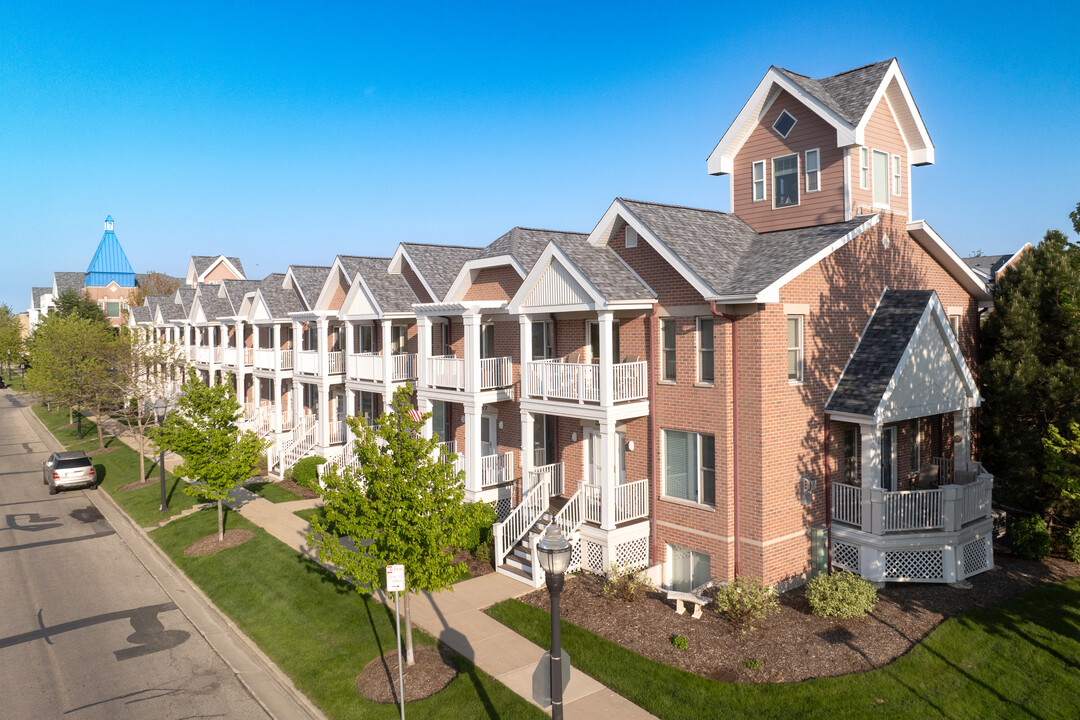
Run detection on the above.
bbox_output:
[389,243,479,302]
[86,216,136,288]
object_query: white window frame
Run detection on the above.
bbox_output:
[881,426,897,491]
[696,317,714,384]
[910,418,921,473]
[948,314,961,338]
[772,109,797,138]
[667,543,711,593]
[892,154,902,196]
[661,319,676,382]
[872,149,890,208]
[752,160,766,202]
[531,320,553,361]
[805,148,820,193]
[772,152,800,209]
[787,315,803,383]
[625,226,638,248]
[662,429,716,506]
[859,147,870,189]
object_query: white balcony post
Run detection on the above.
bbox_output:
[463,405,482,500]
[317,316,329,376]
[381,319,393,413]
[253,374,262,407]
[599,310,614,407]
[953,410,971,470]
[417,316,431,388]
[317,384,330,448]
[519,315,532,397]
[941,483,962,532]
[521,409,534,481]
[418,396,433,439]
[273,376,284,433]
[860,424,880,533]
[600,419,618,531]
[463,313,481,394]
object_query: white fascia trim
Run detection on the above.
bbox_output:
[199,255,244,283]
[752,215,880,303]
[389,245,439,302]
[907,220,991,301]
[854,62,934,165]
[413,302,468,316]
[826,411,877,425]
[587,199,717,300]
[313,258,352,311]
[507,242,606,314]
[444,255,527,303]
[339,271,385,320]
[825,285,890,411]
[707,67,856,175]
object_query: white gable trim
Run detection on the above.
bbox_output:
[587,199,717,300]
[907,220,991,301]
[388,245,439,303]
[508,242,606,313]
[340,272,384,320]
[444,255,527,303]
[856,63,934,166]
[246,291,274,323]
[314,258,354,311]
[708,67,857,176]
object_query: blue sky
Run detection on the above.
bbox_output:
[2,1,1078,312]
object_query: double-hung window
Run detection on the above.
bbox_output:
[697,318,714,383]
[357,324,374,353]
[752,160,766,202]
[662,319,676,381]
[859,147,870,189]
[892,154,902,196]
[106,301,121,318]
[805,149,820,193]
[664,429,715,505]
[773,154,799,208]
[531,321,553,360]
[872,149,890,206]
[787,315,803,382]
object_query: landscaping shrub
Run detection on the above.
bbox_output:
[805,570,878,618]
[1063,525,1080,563]
[603,563,651,602]
[474,536,493,566]
[1012,515,1052,560]
[291,456,327,490]
[459,502,498,553]
[714,576,779,635]
[671,634,689,650]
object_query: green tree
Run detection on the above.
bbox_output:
[981,202,1080,516]
[0,304,22,379]
[307,384,469,665]
[128,271,180,310]
[152,371,268,541]
[52,288,108,324]
[1042,421,1080,517]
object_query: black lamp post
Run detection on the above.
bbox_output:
[6,350,10,382]
[536,523,572,720]
[154,398,169,512]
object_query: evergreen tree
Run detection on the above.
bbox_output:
[307,384,469,666]
[0,304,22,379]
[981,202,1080,516]
[52,288,108,324]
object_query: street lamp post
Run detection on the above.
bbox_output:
[536,523,572,720]
[6,350,10,382]
[154,398,169,513]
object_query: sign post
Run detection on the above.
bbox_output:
[386,564,406,720]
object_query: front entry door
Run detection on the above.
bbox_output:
[480,414,497,457]
[584,429,601,487]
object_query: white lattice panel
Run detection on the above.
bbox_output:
[615,537,649,569]
[585,541,604,575]
[494,498,513,521]
[832,542,860,572]
[962,537,989,577]
[568,539,582,573]
[885,549,944,581]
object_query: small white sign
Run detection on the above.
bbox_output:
[386,564,405,592]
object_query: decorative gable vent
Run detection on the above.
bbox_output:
[773,110,797,138]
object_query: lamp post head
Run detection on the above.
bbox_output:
[153,398,168,426]
[536,523,572,577]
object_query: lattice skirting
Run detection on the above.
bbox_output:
[832,542,860,572]
[493,497,513,521]
[584,541,605,575]
[615,537,649,569]
[885,549,945,581]
[961,535,991,578]
[567,539,582,574]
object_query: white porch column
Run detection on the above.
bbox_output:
[463,404,482,499]
[463,313,482,394]
[381,320,393,413]
[860,424,882,534]
[953,410,972,469]
[519,315,532,399]
[599,310,614,407]
[417,316,432,389]
[317,316,329,376]
[271,323,280,368]
[317,383,330,448]
[600,419,618,531]
[273,376,284,433]
[253,375,262,408]
[418,396,433,439]
[521,409,534,481]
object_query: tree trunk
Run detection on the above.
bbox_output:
[68,407,73,424]
[137,430,146,480]
[217,499,224,541]
[404,590,415,665]
[96,418,105,451]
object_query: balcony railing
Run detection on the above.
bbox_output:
[436,441,465,476]
[583,484,602,524]
[329,420,346,445]
[528,462,563,496]
[479,357,513,390]
[296,350,319,375]
[328,351,344,375]
[280,409,294,431]
[481,451,514,487]
[615,478,650,524]
[349,352,383,382]
[525,359,647,403]
[193,347,212,364]
[280,349,294,370]
[832,474,993,534]
[427,355,464,390]
[392,353,417,381]
[254,348,275,370]
[244,347,253,366]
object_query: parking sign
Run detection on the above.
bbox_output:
[386,564,405,592]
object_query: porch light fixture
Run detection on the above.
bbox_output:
[536,523,572,720]
[154,398,169,513]
[626,440,635,452]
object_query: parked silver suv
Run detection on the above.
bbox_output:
[42,451,97,494]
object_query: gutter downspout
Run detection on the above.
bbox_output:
[825,415,832,574]
[712,302,740,577]
[648,303,659,565]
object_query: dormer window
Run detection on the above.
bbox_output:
[772,110,797,138]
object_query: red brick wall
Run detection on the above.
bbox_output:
[463,266,523,302]
[401,262,434,303]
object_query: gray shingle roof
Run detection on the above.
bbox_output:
[176,287,196,315]
[337,256,419,314]
[476,227,559,270]
[962,254,1012,280]
[54,272,85,295]
[825,290,934,417]
[157,297,187,322]
[256,274,303,319]
[195,288,234,322]
[399,243,479,300]
[192,255,245,279]
[548,234,654,303]
[287,265,331,309]
[620,199,871,298]
[32,287,50,309]
[219,279,262,313]
[775,59,893,125]
[130,306,151,323]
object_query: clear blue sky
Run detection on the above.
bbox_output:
[2,1,1078,312]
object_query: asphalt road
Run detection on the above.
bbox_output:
[0,390,271,719]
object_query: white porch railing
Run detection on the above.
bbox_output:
[214,346,223,363]
[280,409,294,431]
[194,347,212,364]
[613,361,648,402]
[328,351,344,375]
[832,476,993,534]
[243,347,253,366]
[551,488,583,538]
[583,484,602,524]
[349,352,383,382]
[958,478,993,525]
[525,359,648,403]
[329,420,346,445]
[832,482,863,526]
[427,355,464,390]
[615,478,650,524]
[281,415,317,470]
[296,350,319,375]
[494,476,551,568]
[436,441,465,475]
[254,348,275,370]
[528,462,563,495]
[479,357,513,390]
[392,353,417,381]
[481,451,513,487]
[280,349,294,370]
[885,489,944,531]
[243,401,255,420]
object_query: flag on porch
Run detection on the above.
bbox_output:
[408,408,423,423]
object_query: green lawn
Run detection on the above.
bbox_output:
[151,509,545,720]
[294,506,326,525]
[245,481,303,503]
[487,580,1080,720]
[33,406,204,526]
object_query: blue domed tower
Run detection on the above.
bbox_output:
[85,215,136,289]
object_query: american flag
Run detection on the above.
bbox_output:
[407,408,423,423]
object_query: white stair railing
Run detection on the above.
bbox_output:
[281,415,317,471]
[614,478,650,523]
[481,451,513,487]
[528,462,563,495]
[494,477,550,568]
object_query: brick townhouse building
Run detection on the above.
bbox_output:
[121,58,993,593]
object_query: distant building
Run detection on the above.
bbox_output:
[962,244,1032,291]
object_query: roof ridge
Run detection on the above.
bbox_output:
[618,197,730,215]
[513,226,588,236]
[401,241,480,250]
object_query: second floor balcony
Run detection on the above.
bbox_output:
[425,355,513,392]
[252,348,294,372]
[347,352,418,383]
[524,358,647,404]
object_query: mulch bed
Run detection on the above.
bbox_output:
[514,550,1080,684]
[184,529,255,557]
[119,478,161,492]
[276,477,319,499]
[356,645,459,703]
[86,447,117,457]
[454,548,494,579]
